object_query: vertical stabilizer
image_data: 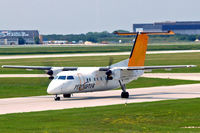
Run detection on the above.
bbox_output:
[128,33,148,67]
[114,31,175,67]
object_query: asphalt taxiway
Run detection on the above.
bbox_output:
[0,83,200,115]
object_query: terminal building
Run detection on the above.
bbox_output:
[0,30,41,45]
[133,21,200,35]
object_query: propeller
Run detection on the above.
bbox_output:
[47,69,54,80]
[106,57,114,81]
[43,58,56,80]
[108,57,113,68]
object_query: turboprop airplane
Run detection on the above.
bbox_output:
[2,31,196,101]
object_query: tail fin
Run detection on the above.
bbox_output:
[114,31,175,67]
[128,33,148,67]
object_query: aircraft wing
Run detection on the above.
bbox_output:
[1,65,78,71]
[116,65,196,70]
[2,65,196,71]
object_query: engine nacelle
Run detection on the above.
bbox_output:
[105,69,121,80]
[46,67,64,78]
[105,69,113,80]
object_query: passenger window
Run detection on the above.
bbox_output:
[100,77,102,81]
[86,78,89,82]
[67,76,74,80]
[58,76,66,80]
[97,77,98,81]
[89,78,91,82]
[94,78,96,81]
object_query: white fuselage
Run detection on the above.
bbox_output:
[47,67,144,95]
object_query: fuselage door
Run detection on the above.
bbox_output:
[77,73,86,91]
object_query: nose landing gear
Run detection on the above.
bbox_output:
[54,95,60,101]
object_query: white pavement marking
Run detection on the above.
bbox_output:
[147,50,200,54]
[0,83,200,115]
[142,73,200,81]
[0,50,200,60]
[0,52,129,60]
[0,74,48,78]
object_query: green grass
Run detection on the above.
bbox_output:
[0,78,49,98]
[0,43,200,55]
[145,52,200,73]
[1,52,200,74]
[1,98,200,132]
[0,77,199,98]
[125,77,200,89]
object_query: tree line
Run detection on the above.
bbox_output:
[42,30,200,43]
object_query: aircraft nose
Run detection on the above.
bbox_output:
[47,86,57,94]
[47,82,63,94]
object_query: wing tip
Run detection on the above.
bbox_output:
[2,65,12,68]
[188,65,197,68]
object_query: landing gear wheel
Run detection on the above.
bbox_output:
[121,92,129,98]
[119,80,129,98]
[63,94,71,98]
[54,95,60,101]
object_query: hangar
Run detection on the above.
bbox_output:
[133,21,200,35]
[0,30,42,45]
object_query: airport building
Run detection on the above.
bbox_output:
[0,30,41,45]
[133,21,200,35]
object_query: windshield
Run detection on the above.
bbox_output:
[67,76,74,80]
[58,76,66,80]
[55,75,74,80]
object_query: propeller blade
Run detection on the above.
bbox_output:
[108,57,113,68]
[105,57,114,84]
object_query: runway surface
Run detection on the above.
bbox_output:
[0,83,200,115]
[0,50,200,59]
[1,73,200,81]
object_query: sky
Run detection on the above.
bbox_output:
[0,0,200,34]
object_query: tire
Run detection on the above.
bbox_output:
[54,97,60,101]
[63,94,71,98]
[121,92,129,98]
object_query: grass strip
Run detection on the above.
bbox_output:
[0,98,200,132]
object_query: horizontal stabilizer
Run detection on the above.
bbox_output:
[114,30,175,36]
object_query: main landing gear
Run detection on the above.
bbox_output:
[54,95,60,101]
[63,94,71,98]
[54,94,71,101]
[119,80,129,98]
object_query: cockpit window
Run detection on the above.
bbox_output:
[58,76,66,80]
[67,76,74,80]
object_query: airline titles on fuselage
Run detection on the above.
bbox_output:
[74,82,96,91]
